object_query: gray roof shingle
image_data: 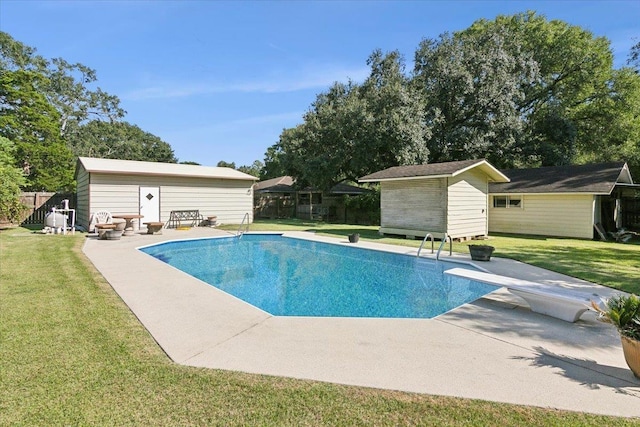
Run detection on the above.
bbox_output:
[254,176,369,195]
[359,159,488,181]
[254,176,295,193]
[489,162,630,195]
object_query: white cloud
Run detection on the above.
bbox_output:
[160,111,304,139]
[221,111,305,128]
[123,64,370,101]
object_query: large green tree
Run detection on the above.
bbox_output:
[576,67,640,178]
[270,124,310,184]
[0,32,125,137]
[291,80,367,189]
[0,69,74,191]
[216,160,236,169]
[629,41,640,71]
[265,50,428,189]
[460,12,633,167]
[413,28,538,167]
[269,12,640,181]
[0,136,26,221]
[238,160,264,178]
[66,120,176,163]
[355,50,429,173]
[260,144,288,180]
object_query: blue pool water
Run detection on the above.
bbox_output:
[139,234,497,319]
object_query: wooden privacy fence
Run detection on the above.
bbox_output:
[19,192,76,226]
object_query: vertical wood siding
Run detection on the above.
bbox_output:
[380,179,447,233]
[447,169,488,239]
[76,168,90,228]
[84,173,253,226]
[488,194,595,239]
[17,192,75,226]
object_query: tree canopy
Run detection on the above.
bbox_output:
[265,50,429,190]
[413,28,538,167]
[216,160,236,169]
[0,68,74,191]
[66,120,177,163]
[0,136,27,221]
[237,160,264,178]
[264,12,640,184]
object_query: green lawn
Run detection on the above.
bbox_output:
[222,219,640,294]
[1,225,639,425]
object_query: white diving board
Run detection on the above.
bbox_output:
[444,268,600,322]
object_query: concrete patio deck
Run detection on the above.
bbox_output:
[82,228,640,418]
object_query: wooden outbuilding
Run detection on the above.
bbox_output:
[359,159,509,240]
[75,157,257,231]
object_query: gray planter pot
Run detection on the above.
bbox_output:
[348,233,360,243]
[468,244,494,261]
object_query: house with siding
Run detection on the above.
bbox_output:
[489,162,639,239]
[359,159,509,240]
[75,157,256,231]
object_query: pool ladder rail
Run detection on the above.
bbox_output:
[417,233,452,261]
[236,212,250,238]
[417,233,434,257]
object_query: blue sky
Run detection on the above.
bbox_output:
[1,1,638,167]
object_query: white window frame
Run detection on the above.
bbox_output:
[493,195,523,209]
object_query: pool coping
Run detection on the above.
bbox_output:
[82,228,640,418]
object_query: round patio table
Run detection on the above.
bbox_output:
[112,214,144,236]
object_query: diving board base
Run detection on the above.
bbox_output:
[444,268,596,323]
[507,288,590,322]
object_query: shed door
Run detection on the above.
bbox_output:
[139,187,160,223]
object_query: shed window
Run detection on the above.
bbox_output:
[493,195,522,208]
[493,196,507,208]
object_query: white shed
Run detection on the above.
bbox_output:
[75,157,257,230]
[359,159,509,240]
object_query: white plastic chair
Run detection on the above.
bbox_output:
[89,211,112,232]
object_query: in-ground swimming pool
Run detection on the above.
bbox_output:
[139,234,497,319]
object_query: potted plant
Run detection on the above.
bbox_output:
[468,244,494,261]
[348,233,360,243]
[592,294,640,378]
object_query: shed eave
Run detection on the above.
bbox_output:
[452,160,510,182]
[489,191,611,196]
[87,170,257,181]
[619,163,634,185]
[77,157,257,181]
[359,174,452,183]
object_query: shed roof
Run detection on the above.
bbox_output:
[254,176,370,195]
[358,159,509,183]
[76,157,257,181]
[328,182,371,195]
[254,176,295,193]
[489,162,634,195]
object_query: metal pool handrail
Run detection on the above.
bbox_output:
[236,213,250,238]
[436,233,452,261]
[417,233,434,257]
